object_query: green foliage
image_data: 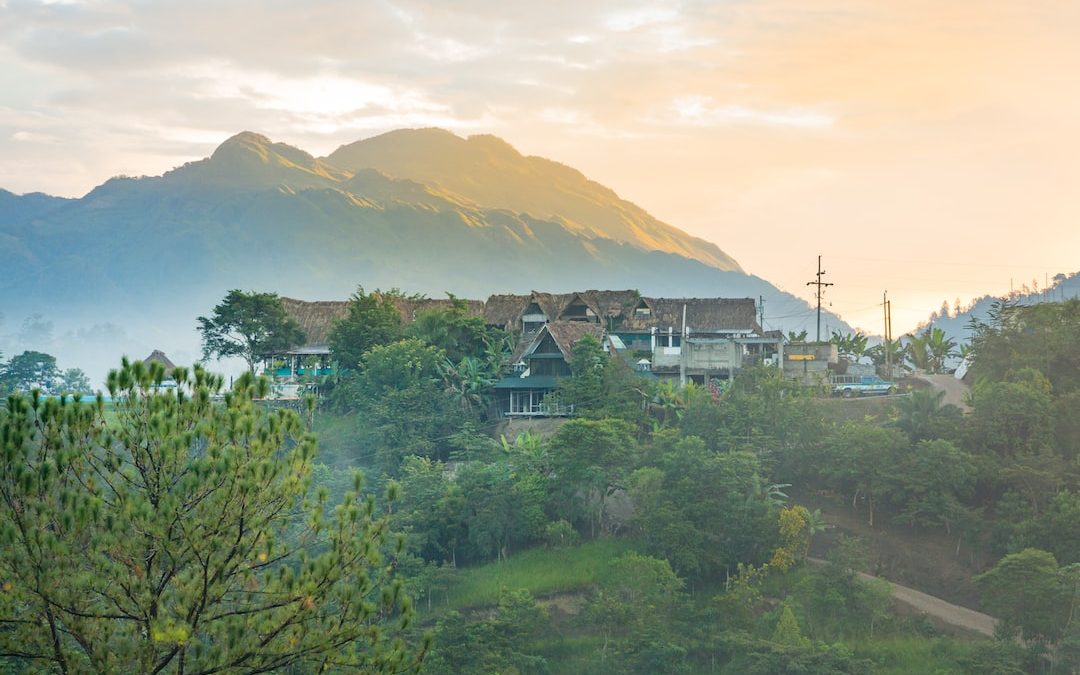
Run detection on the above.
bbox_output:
[546,418,637,538]
[395,456,467,564]
[0,360,424,672]
[891,439,975,530]
[586,552,687,670]
[327,286,404,371]
[975,548,1070,643]
[815,423,911,526]
[905,326,957,374]
[437,355,499,416]
[630,433,779,578]
[830,330,870,364]
[196,289,305,373]
[866,340,909,371]
[457,461,539,562]
[553,334,606,413]
[894,388,962,443]
[1011,491,1080,564]
[968,298,1080,396]
[346,339,464,472]
[442,539,633,610]
[791,537,892,640]
[426,589,550,674]
[0,350,59,393]
[969,368,1055,457]
[714,632,872,674]
[552,335,652,423]
[543,519,580,549]
[771,601,811,647]
[682,366,823,456]
[57,367,93,395]
[407,295,498,364]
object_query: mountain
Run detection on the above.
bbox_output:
[0,129,850,383]
[914,271,1080,346]
[325,128,740,271]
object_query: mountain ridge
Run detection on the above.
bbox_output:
[323,128,741,271]
[0,128,850,383]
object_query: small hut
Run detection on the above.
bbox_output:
[143,350,178,388]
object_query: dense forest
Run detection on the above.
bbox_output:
[3,292,1079,673]
[318,293,1080,673]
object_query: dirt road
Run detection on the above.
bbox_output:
[914,373,972,410]
[807,558,997,637]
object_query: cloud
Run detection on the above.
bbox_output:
[0,0,1077,333]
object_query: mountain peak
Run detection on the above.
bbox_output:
[323,129,741,271]
[210,131,313,166]
[165,131,344,190]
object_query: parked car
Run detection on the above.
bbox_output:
[830,374,897,398]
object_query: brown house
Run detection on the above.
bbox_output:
[495,321,605,416]
[277,290,783,413]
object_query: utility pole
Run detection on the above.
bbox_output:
[758,295,766,329]
[883,291,893,378]
[806,255,834,342]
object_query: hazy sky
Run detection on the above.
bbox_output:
[2,0,1078,334]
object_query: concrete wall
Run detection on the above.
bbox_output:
[783,342,837,385]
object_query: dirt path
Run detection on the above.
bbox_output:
[807,558,997,637]
[913,373,972,410]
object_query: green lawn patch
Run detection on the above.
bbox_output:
[444,538,634,610]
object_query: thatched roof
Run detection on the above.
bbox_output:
[483,293,531,329]
[588,290,643,318]
[143,350,176,370]
[538,321,606,360]
[282,291,759,352]
[280,298,349,347]
[281,295,486,350]
[621,297,760,333]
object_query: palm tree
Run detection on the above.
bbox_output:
[922,327,958,373]
[830,330,870,364]
[438,356,496,414]
[905,332,930,372]
[896,388,946,441]
[653,380,686,426]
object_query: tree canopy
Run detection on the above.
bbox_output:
[0,350,59,394]
[328,287,404,371]
[197,289,305,373]
[0,359,426,673]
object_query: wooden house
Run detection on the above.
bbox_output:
[494,321,605,416]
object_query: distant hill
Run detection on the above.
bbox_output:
[914,271,1080,345]
[0,129,851,383]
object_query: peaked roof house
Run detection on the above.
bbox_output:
[494,321,605,417]
[142,350,178,389]
[275,289,783,413]
[143,350,176,371]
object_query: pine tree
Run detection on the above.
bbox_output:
[771,601,810,647]
[0,359,428,673]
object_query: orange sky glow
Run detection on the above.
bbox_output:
[2,0,1078,334]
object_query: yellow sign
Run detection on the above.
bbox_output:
[788,354,816,361]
